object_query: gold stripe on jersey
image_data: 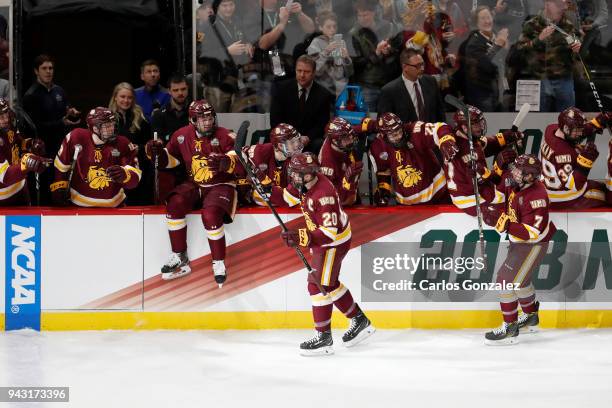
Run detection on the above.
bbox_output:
[124,165,143,181]
[395,170,446,205]
[70,188,126,207]
[546,180,587,202]
[54,156,71,172]
[283,188,300,206]
[321,223,352,247]
[310,292,333,306]
[0,179,25,199]
[509,221,550,243]
[0,160,9,182]
[165,149,181,169]
[329,283,348,301]
[206,226,225,241]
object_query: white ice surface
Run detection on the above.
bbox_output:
[1,329,611,408]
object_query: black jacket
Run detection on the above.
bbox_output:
[377,74,445,123]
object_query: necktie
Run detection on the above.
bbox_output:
[298,87,306,113]
[414,81,425,121]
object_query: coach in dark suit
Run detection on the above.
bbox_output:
[377,48,445,123]
[270,54,335,154]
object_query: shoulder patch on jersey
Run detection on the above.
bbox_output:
[530,199,547,209]
[211,138,220,146]
[258,163,268,171]
[177,135,185,144]
[111,148,120,157]
[379,152,389,161]
[318,196,336,206]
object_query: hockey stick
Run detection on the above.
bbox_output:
[65,144,82,203]
[444,94,488,271]
[153,131,160,204]
[234,121,328,296]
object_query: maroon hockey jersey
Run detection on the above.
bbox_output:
[368,121,450,205]
[162,125,238,187]
[243,142,290,206]
[53,128,141,207]
[318,137,361,206]
[284,174,351,248]
[0,128,28,203]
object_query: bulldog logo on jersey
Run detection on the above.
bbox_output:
[87,166,112,190]
[396,164,423,188]
[191,155,214,183]
[273,169,281,186]
[302,211,317,232]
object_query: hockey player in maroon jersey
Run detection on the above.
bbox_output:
[318,117,378,206]
[242,123,304,207]
[280,152,374,355]
[0,99,49,205]
[445,105,523,216]
[481,154,557,345]
[145,100,239,285]
[368,112,459,206]
[540,107,610,209]
[51,107,141,207]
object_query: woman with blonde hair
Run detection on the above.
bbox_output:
[108,82,153,204]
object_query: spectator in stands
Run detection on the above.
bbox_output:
[517,0,581,112]
[434,0,470,52]
[201,0,254,113]
[348,0,400,111]
[241,0,315,112]
[151,75,190,203]
[378,48,445,123]
[135,59,170,121]
[23,54,80,205]
[197,0,214,21]
[307,11,353,97]
[109,82,152,205]
[270,54,334,154]
[462,6,509,111]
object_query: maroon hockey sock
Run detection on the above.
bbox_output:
[308,282,333,332]
[501,300,519,323]
[202,206,226,261]
[168,226,187,254]
[519,295,537,314]
[330,283,360,319]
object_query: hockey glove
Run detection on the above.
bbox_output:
[493,148,518,176]
[50,181,70,207]
[594,111,612,129]
[23,138,47,156]
[106,165,130,184]
[481,205,509,232]
[145,139,164,160]
[345,161,364,181]
[281,229,310,247]
[577,141,598,169]
[208,154,235,173]
[498,130,524,147]
[359,117,378,134]
[20,153,51,174]
[438,134,459,162]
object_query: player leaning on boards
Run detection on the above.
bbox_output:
[540,107,610,209]
[445,105,524,216]
[145,100,239,286]
[481,155,557,345]
[242,123,304,206]
[51,107,141,207]
[0,99,50,205]
[318,117,377,207]
[368,112,459,206]
[279,152,374,356]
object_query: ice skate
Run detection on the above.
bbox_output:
[342,311,375,347]
[213,260,227,288]
[161,252,191,281]
[300,330,334,356]
[518,301,540,334]
[485,321,519,345]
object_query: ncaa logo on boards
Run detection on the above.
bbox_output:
[4,216,42,331]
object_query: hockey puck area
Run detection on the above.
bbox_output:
[1,328,611,407]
